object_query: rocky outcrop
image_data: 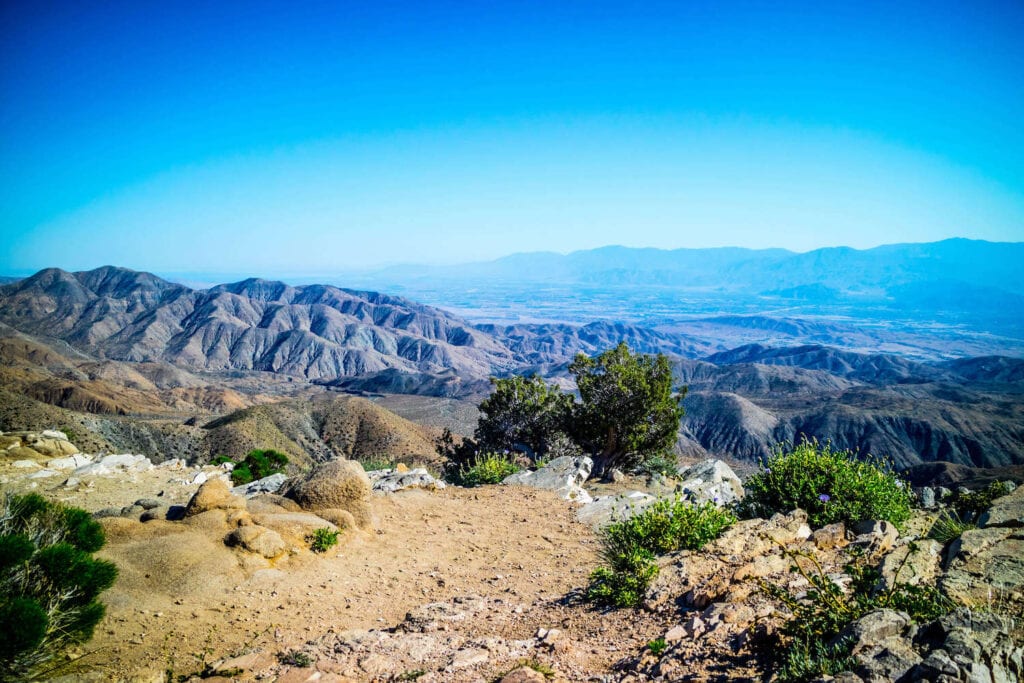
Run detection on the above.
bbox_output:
[284,459,374,528]
[368,467,446,493]
[675,458,744,506]
[942,485,1024,614]
[502,456,593,503]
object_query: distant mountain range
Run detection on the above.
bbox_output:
[1,264,1022,471]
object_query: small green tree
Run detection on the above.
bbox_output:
[1,494,118,680]
[570,343,685,476]
[473,374,574,461]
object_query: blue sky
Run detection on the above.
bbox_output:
[2,0,1023,275]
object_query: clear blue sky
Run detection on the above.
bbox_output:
[2,0,1023,275]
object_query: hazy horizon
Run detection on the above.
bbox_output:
[3,2,1023,273]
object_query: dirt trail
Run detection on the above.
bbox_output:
[60,483,619,681]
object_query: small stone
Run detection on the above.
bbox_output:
[450,647,488,668]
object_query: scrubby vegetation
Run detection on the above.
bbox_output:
[448,451,519,487]
[0,493,118,680]
[586,497,736,608]
[307,527,340,553]
[438,343,685,480]
[214,449,289,486]
[927,479,1015,543]
[765,543,954,682]
[739,439,912,528]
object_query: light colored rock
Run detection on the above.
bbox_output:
[675,458,745,506]
[252,512,339,545]
[99,453,154,470]
[225,525,286,558]
[285,459,373,528]
[450,647,488,669]
[185,478,247,516]
[192,471,208,485]
[502,455,593,503]
[979,484,1024,528]
[28,468,60,479]
[41,429,68,440]
[877,539,943,591]
[231,472,288,498]
[943,526,1024,612]
[47,454,93,470]
[11,459,41,469]
[577,490,656,529]
[29,437,78,457]
[71,463,112,477]
[368,468,445,493]
[157,458,187,470]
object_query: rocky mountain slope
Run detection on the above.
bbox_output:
[2,266,1023,471]
[0,266,515,380]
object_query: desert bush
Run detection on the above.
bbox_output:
[449,452,519,487]
[307,527,339,553]
[764,542,953,682]
[226,449,289,486]
[950,480,1013,521]
[739,439,912,528]
[0,493,118,680]
[586,497,736,608]
[357,456,395,472]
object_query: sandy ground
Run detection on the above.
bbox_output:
[0,461,668,682]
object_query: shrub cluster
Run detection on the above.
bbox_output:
[739,439,912,528]
[927,480,1014,544]
[307,527,339,553]
[214,449,289,486]
[448,452,519,488]
[586,497,736,608]
[1,493,118,680]
[765,543,953,682]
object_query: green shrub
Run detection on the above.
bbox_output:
[307,527,339,553]
[951,481,1013,521]
[358,456,395,472]
[0,494,118,679]
[648,637,668,656]
[449,452,519,487]
[224,449,289,486]
[586,497,736,608]
[739,439,912,528]
[927,509,975,544]
[764,542,954,683]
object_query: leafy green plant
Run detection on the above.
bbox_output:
[586,497,736,608]
[648,637,668,656]
[449,452,519,487]
[278,649,312,667]
[397,669,427,681]
[224,449,289,486]
[0,493,118,680]
[739,439,912,528]
[307,527,339,553]
[950,481,1013,521]
[926,509,975,544]
[764,541,954,683]
[357,456,395,472]
[636,452,678,478]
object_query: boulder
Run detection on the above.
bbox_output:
[185,478,247,517]
[675,459,745,506]
[368,468,446,493]
[231,472,288,498]
[47,454,93,470]
[252,512,339,545]
[576,491,657,530]
[877,539,943,591]
[942,525,1024,612]
[978,484,1024,528]
[225,525,286,558]
[28,437,78,457]
[41,429,69,440]
[284,459,373,528]
[99,453,154,471]
[502,455,593,503]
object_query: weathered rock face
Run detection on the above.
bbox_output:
[675,458,744,506]
[184,478,246,516]
[576,491,656,530]
[942,485,1024,614]
[231,472,288,498]
[284,459,373,528]
[225,525,286,559]
[502,456,593,503]
[368,467,446,493]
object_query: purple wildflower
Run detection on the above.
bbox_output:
[819,494,831,503]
